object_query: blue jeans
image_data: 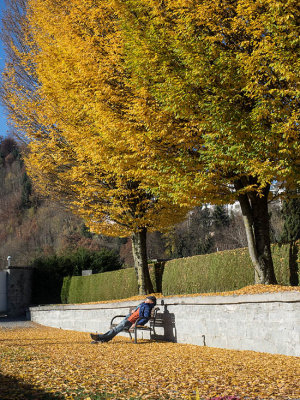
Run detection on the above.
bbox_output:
[99,318,132,342]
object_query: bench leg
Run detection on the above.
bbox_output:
[128,330,133,341]
[134,327,138,344]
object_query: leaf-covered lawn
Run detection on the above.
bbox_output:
[0,325,299,400]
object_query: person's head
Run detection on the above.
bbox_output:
[145,295,156,306]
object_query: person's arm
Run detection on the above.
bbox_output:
[136,304,152,325]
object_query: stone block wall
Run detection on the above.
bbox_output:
[6,267,33,317]
[29,291,300,356]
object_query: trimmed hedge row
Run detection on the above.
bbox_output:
[65,269,138,304]
[62,265,161,304]
[162,248,252,295]
[162,244,297,295]
[62,244,299,303]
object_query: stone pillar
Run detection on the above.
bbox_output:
[6,267,33,317]
[0,270,7,314]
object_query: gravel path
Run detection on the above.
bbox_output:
[0,317,36,329]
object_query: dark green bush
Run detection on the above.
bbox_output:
[32,255,64,304]
[31,248,122,304]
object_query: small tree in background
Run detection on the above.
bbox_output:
[212,206,230,230]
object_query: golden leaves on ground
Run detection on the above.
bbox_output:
[1,325,299,399]
[72,284,300,305]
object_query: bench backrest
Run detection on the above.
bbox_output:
[128,305,159,321]
[151,312,175,327]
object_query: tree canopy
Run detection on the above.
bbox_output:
[116,0,299,193]
[1,0,187,294]
[2,0,299,286]
[113,0,300,283]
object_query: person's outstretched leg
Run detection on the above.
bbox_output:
[91,319,132,342]
[100,319,132,341]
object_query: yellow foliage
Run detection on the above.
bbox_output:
[2,0,188,239]
[114,0,300,204]
[2,0,298,287]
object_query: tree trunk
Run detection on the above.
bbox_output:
[289,240,299,286]
[131,228,154,295]
[235,181,277,284]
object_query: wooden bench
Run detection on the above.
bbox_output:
[110,306,160,344]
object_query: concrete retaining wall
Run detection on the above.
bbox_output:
[29,291,300,356]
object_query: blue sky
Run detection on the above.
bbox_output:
[0,0,10,138]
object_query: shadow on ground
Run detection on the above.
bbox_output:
[0,373,64,400]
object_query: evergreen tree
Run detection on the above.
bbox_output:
[21,172,32,209]
[281,197,300,243]
[212,205,230,229]
[164,206,214,258]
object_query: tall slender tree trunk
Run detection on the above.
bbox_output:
[235,180,277,284]
[289,240,299,286]
[131,228,154,295]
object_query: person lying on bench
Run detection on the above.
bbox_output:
[90,296,157,343]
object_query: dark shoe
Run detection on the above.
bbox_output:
[90,333,100,341]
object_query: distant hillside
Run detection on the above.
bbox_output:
[0,137,123,268]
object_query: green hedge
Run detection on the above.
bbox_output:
[65,268,138,303]
[62,244,298,303]
[162,244,298,295]
[63,264,161,303]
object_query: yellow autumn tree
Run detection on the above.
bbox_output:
[113,0,300,284]
[1,0,188,294]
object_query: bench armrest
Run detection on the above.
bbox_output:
[110,315,126,326]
